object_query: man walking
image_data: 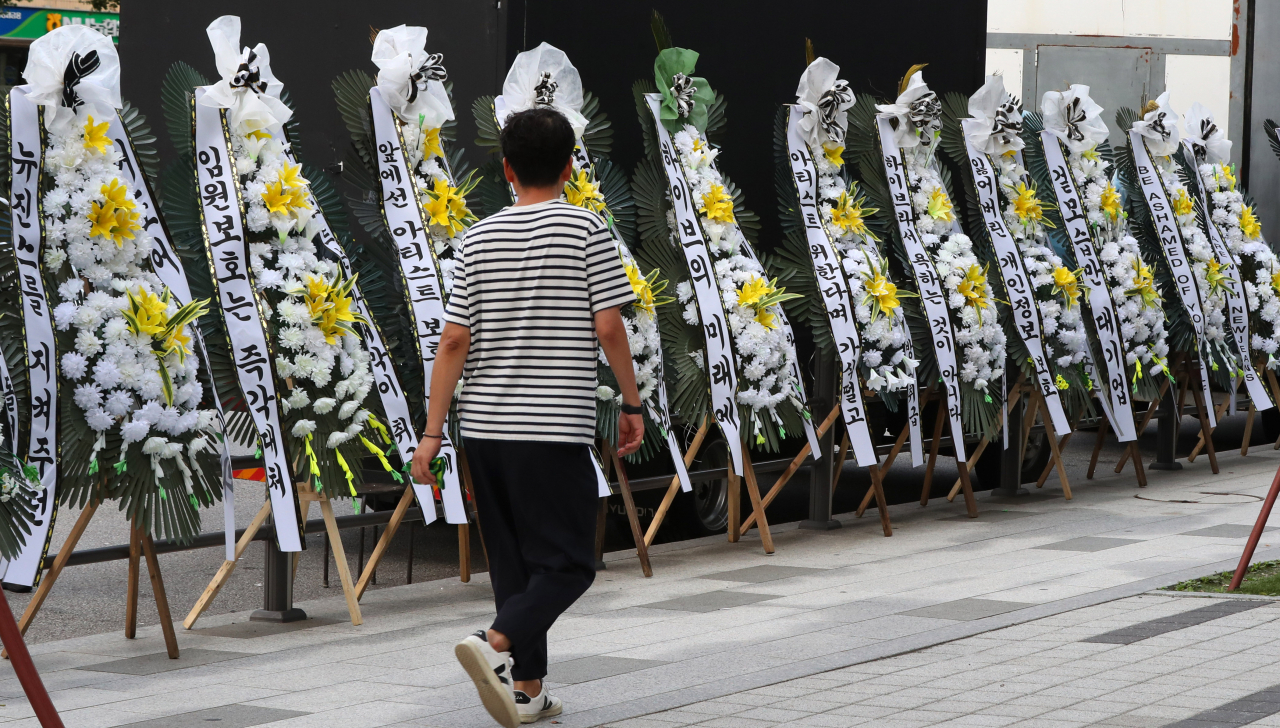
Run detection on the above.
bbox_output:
[411,107,644,727]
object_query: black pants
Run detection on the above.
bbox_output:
[464,438,598,681]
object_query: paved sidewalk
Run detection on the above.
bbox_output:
[2,446,1280,727]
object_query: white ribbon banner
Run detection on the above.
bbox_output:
[193,88,303,552]
[1182,140,1272,411]
[110,113,238,560]
[5,86,58,587]
[0,350,16,450]
[1039,132,1138,441]
[876,115,966,462]
[369,87,467,524]
[1129,130,1216,427]
[785,106,876,466]
[645,94,744,475]
[495,96,693,494]
[963,120,1070,434]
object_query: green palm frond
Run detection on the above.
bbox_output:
[160,61,209,159]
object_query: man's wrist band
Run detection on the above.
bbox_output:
[619,402,643,416]
[423,433,444,440]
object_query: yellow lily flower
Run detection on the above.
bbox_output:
[246,129,273,142]
[123,287,168,337]
[423,177,473,236]
[1080,146,1101,163]
[957,263,993,323]
[1127,258,1161,309]
[1172,187,1194,217]
[1051,266,1081,308]
[261,181,295,215]
[83,115,112,155]
[294,274,367,345]
[754,308,777,329]
[822,142,844,168]
[692,137,706,152]
[830,190,870,237]
[1241,205,1262,239]
[111,207,140,246]
[626,264,656,315]
[420,126,444,161]
[565,169,606,213]
[101,178,135,213]
[1220,164,1237,191]
[1013,182,1044,224]
[88,201,116,240]
[699,184,736,224]
[1100,182,1122,221]
[864,272,900,315]
[1271,268,1280,297]
[276,163,307,190]
[926,187,954,223]
[738,275,773,308]
[1205,258,1235,298]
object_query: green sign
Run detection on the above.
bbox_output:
[0,8,120,43]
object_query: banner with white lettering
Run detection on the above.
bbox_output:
[368,87,467,524]
[876,115,967,462]
[193,88,303,552]
[5,86,58,587]
[645,93,744,475]
[1182,140,1272,410]
[110,112,237,560]
[1128,130,1216,426]
[962,119,1070,434]
[1039,132,1138,441]
[785,106,877,466]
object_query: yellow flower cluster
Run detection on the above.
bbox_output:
[737,275,800,330]
[295,274,368,345]
[1099,182,1123,221]
[1012,182,1045,225]
[83,116,112,155]
[625,263,673,316]
[423,177,476,237]
[1051,266,1082,309]
[1127,259,1161,309]
[822,143,844,168]
[926,187,954,223]
[699,184,736,224]
[1241,205,1262,240]
[565,169,606,214]
[957,263,994,323]
[260,163,312,218]
[88,178,141,248]
[1172,187,1194,218]
[121,287,210,405]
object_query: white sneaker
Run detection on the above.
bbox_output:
[516,685,563,724]
[455,630,519,728]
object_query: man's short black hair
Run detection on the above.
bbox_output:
[501,107,576,188]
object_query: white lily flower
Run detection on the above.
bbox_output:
[966,74,1024,156]
[875,69,941,149]
[22,24,120,132]
[497,42,588,136]
[795,57,855,151]
[199,15,293,136]
[371,25,454,128]
[1041,84,1108,153]
[1183,101,1232,165]
[1131,91,1180,156]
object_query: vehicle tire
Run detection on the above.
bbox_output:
[681,438,729,536]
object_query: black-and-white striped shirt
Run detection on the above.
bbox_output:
[444,200,636,444]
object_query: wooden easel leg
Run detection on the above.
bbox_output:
[1191,385,1220,474]
[138,528,179,659]
[457,449,488,573]
[1035,392,1072,500]
[354,485,415,600]
[318,496,363,626]
[125,527,140,639]
[644,416,711,548]
[858,420,910,517]
[1088,414,1108,479]
[743,406,843,532]
[727,455,741,543]
[1116,385,1167,472]
[184,500,271,629]
[1244,403,1257,456]
[920,403,946,506]
[832,432,850,496]
[739,447,774,554]
[458,525,471,583]
[1131,441,1147,487]
[11,502,98,648]
[1189,394,1230,462]
[868,464,892,536]
[1036,411,1082,489]
[605,443,653,578]
[956,456,978,518]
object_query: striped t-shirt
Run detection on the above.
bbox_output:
[443,199,636,444]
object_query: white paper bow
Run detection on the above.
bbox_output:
[795,57,855,150]
[499,42,587,136]
[22,24,120,132]
[1040,84,1109,153]
[198,16,293,136]
[371,25,454,128]
[966,74,1023,156]
[875,70,940,149]
[1183,101,1232,165]
[1131,91,1180,157]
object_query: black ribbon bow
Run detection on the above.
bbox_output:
[1063,97,1089,143]
[1191,117,1218,161]
[1146,110,1173,142]
[908,90,942,134]
[817,81,853,144]
[533,71,558,106]
[230,49,268,94]
[989,97,1023,147]
[61,50,100,111]
[670,73,697,118]
[407,52,447,105]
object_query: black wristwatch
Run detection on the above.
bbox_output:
[619,402,643,416]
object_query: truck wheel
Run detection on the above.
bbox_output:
[683,439,729,536]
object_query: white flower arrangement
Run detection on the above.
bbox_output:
[45,111,218,472]
[900,143,1006,392]
[668,125,805,425]
[990,153,1091,373]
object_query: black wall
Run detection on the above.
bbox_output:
[119,1,505,174]
[508,0,989,236]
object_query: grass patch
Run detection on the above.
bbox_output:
[1165,560,1280,596]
